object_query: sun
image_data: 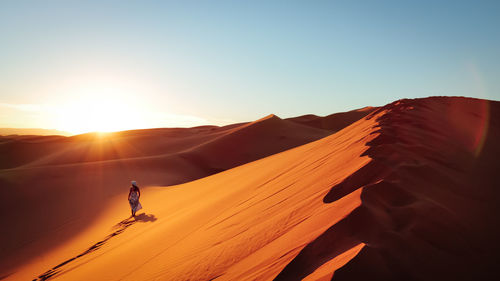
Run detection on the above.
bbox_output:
[54,93,146,135]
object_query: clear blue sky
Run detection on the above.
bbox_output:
[1,0,499,133]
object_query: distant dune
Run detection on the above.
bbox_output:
[1,98,499,280]
[0,128,71,136]
[286,106,377,131]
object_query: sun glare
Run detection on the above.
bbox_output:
[54,92,146,135]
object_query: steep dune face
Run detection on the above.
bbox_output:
[276,97,500,280]
[3,97,499,281]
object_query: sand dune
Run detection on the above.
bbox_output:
[0,114,329,170]
[0,109,368,279]
[2,97,499,280]
[178,114,332,174]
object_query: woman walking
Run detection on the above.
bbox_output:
[128,181,142,217]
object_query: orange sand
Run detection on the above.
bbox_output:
[1,97,499,280]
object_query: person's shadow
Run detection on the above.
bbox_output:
[133,213,157,223]
[114,213,158,229]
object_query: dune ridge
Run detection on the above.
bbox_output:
[286,106,377,131]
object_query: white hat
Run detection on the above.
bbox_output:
[131,180,137,186]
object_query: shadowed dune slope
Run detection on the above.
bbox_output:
[0,124,238,169]
[2,97,499,281]
[0,106,375,170]
[0,116,331,170]
[179,114,332,172]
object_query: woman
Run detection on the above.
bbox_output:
[128,181,142,217]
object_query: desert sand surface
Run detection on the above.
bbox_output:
[2,97,499,280]
[0,107,374,280]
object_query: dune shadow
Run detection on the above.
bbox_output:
[273,101,418,281]
[273,102,406,281]
[35,213,157,281]
[273,188,387,281]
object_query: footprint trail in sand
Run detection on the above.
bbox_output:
[34,213,157,281]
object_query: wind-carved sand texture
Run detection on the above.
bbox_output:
[1,97,499,280]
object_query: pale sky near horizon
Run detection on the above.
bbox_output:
[1,0,499,134]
